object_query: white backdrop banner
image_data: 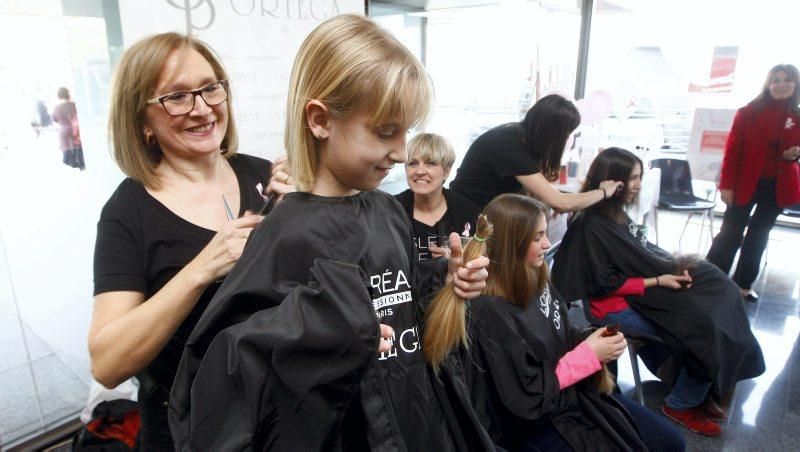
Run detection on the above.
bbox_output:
[118,0,366,161]
[686,108,736,182]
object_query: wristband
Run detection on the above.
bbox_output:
[656,276,660,287]
[601,189,607,200]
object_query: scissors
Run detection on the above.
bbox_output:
[222,195,235,221]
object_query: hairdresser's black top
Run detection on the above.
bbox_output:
[450,123,541,210]
[552,212,765,395]
[169,190,494,451]
[93,153,271,449]
[395,188,482,261]
[460,284,646,451]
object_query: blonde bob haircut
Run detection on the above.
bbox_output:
[407,133,456,169]
[285,14,433,192]
[108,32,238,189]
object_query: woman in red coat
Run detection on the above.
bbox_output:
[707,64,800,301]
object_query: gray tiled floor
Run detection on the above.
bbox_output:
[0,233,89,447]
[0,343,89,445]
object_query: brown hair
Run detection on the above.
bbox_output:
[519,94,581,181]
[108,32,238,189]
[581,147,642,223]
[752,64,800,114]
[482,194,549,307]
[57,87,70,100]
[424,215,492,373]
[285,14,432,191]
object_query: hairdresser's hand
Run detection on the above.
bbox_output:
[585,328,627,364]
[445,232,489,299]
[378,324,394,353]
[720,189,734,205]
[599,180,624,199]
[266,155,296,201]
[190,214,264,284]
[782,146,800,161]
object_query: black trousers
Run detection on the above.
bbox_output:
[706,178,782,290]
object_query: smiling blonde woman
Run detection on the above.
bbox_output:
[395,133,481,261]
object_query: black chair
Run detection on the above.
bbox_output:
[579,299,663,405]
[649,158,716,251]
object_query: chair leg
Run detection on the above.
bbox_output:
[697,209,708,252]
[650,209,660,244]
[628,342,645,405]
[707,207,715,243]
[679,213,693,252]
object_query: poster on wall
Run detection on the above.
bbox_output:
[118,0,365,161]
[686,107,736,181]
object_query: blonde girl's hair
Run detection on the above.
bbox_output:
[406,133,456,170]
[424,215,493,373]
[285,14,433,192]
[108,32,238,189]
[482,194,549,307]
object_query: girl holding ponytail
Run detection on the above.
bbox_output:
[426,193,685,452]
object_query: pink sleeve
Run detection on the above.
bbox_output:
[611,278,645,296]
[555,341,602,389]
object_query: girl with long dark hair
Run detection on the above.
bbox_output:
[552,148,765,437]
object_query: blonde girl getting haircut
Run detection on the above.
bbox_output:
[170,14,492,450]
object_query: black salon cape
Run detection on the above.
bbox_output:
[460,285,647,451]
[551,213,765,396]
[169,191,493,451]
[395,188,482,261]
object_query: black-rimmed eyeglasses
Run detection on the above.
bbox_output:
[146,80,228,116]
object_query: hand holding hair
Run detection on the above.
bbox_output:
[654,271,692,290]
[266,154,296,201]
[446,229,491,300]
[425,215,493,372]
[598,180,623,199]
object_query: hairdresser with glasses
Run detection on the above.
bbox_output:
[88,33,273,449]
[450,94,623,213]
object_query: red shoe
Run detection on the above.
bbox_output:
[702,398,728,421]
[661,405,722,437]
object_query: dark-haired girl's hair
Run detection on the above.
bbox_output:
[519,94,581,181]
[581,147,642,223]
[752,64,800,114]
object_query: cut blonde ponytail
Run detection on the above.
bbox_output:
[424,215,493,373]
